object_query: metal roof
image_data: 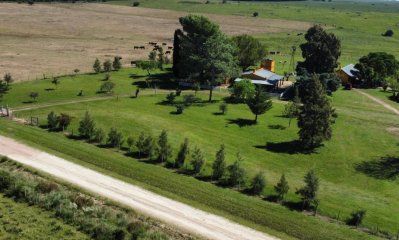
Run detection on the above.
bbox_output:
[234,78,274,86]
[341,64,359,78]
[242,68,284,81]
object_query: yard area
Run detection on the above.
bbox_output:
[1,67,399,239]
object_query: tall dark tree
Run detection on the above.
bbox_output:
[0,80,9,99]
[175,138,189,168]
[51,77,60,89]
[57,113,71,131]
[107,128,124,148]
[355,52,399,87]
[112,56,122,71]
[297,75,335,148]
[190,146,205,175]
[178,15,240,102]
[297,25,341,74]
[228,153,246,189]
[172,29,183,77]
[232,34,267,70]
[296,170,319,210]
[246,87,273,123]
[103,59,112,72]
[4,73,13,85]
[212,144,226,180]
[47,111,59,131]
[78,111,96,139]
[250,171,266,195]
[93,58,102,73]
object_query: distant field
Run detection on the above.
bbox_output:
[109,0,399,72]
[0,194,89,239]
[0,2,310,81]
[1,68,399,239]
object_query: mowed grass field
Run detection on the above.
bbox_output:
[0,194,89,239]
[1,68,399,239]
[109,0,399,73]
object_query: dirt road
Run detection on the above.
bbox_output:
[0,135,278,240]
[354,89,399,116]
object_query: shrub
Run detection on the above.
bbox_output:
[103,59,112,72]
[382,29,394,37]
[219,102,227,114]
[112,56,122,71]
[165,92,176,104]
[35,181,59,193]
[250,171,266,195]
[229,79,255,103]
[190,147,205,174]
[253,12,259,17]
[93,128,105,144]
[347,209,366,227]
[100,81,115,94]
[183,94,200,106]
[0,170,12,191]
[228,153,246,189]
[175,104,184,114]
[73,194,94,209]
[132,1,140,7]
[57,113,72,131]
[104,72,111,81]
[47,111,59,131]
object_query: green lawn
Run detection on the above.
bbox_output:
[1,67,399,238]
[108,0,399,74]
[0,194,89,240]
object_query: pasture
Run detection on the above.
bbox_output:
[0,2,310,81]
[1,67,399,239]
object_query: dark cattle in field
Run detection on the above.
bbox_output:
[134,46,139,49]
[297,33,303,36]
[165,51,171,54]
[140,46,145,49]
[168,46,173,50]
[162,43,167,46]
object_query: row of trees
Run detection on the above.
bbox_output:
[93,57,122,73]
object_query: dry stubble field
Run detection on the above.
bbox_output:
[0,3,311,81]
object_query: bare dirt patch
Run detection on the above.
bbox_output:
[0,3,311,81]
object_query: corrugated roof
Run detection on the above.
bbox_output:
[341,64,358,78]
[234,78,274,86]
[241,68,284,81]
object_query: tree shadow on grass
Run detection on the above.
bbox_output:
[227,118,256,127]
[268,124,286,130]
[282,200,306,212]
[212,112,224,116]
[45,88,55,91]
[355,156,399,180]
[258,140,316,154]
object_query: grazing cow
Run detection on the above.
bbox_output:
[140,46,145,49]
[168,46,173,50]
[297,33,303,36]
[134,46,140,49]
[165,51,171,54]
[162,43,167,46]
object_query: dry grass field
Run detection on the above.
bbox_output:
[0,3,311,81]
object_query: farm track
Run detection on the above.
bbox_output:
[354,89,399,116]
[0,135,278,240]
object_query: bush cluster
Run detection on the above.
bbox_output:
[0,158,168,240]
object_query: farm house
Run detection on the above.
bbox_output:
[336,64,359,85]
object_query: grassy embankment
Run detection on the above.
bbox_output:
[1,68,399,239]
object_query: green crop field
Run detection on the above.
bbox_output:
[1,67,398,239]
[0,194,89,239]
[108,0,399,74]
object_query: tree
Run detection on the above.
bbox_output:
[93,58,102,73]
[143,134,156,159]
[126,136,135,153]
[355,52,399,87]
[29,92,39,102]
[136,60,158,76]
[100,82,115,94]
[172,29,183,77]
[175,138,189,168]
[157,130,172,163]
[135,132,146,158]
[78,111,96,139]
[219,102,227,115]
[165,92,176,104]
[212,144,226,180]
[177,15,240,102]
[148,51,157,61]
[228,153,246,189]
[347,210,367,227]
[93,128,105,144]
[296,170,319,210]
[103,59,112,72]
[296,25,341,74]
[190,146,205,174]
[47,111,59,131]
[157,47,165,70]
[232,34,267,70]
[250,171,266,195]
[230,79,255,103]
[4,73,13,85]
[112,56,122,71]
[57,113,71,131]
[283,87,301,127]
[51,77,60,89]
[297,75,335,148]
[0,80,8,99]
[107,128,124,148]
[274,174,289,202]
[246,87,272,123]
